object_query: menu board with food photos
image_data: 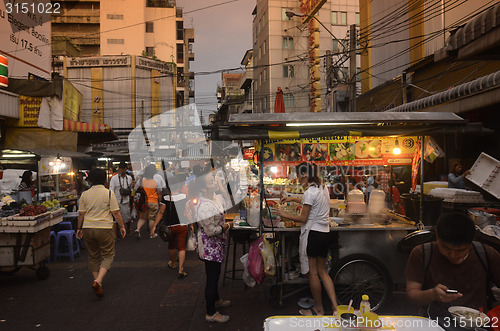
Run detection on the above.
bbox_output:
[261,136,417,166]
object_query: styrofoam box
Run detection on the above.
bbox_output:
[467,152,500,200]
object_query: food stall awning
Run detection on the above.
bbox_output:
[213,112,467,140]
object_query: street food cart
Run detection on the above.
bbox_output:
[0,208,66,279]
[212,112,467,310]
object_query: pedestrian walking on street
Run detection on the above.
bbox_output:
[153,174,189,279]
[134,164,161,239]
[109,161,133,236]
[195,168,233,323]
[76,168,126,298]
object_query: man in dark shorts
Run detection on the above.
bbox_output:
[405,212,500,322]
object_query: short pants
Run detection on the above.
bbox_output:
[306,230,330,257]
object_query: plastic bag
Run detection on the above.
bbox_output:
[424,136,444,163]
[186,230,196,251]
[259,237,276,277]
[240,253,256,287]
[247,236,265,285]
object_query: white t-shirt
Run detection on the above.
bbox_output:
[302,184,330,233]
[109,174,133,204]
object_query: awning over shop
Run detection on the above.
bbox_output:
[212,112,467,141]
[63,119,118,145]
[0,90,20,119]
[63,119,112,133]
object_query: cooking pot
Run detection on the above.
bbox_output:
[468,209,497,228]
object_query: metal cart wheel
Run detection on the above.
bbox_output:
[331,254,392,311]
[35,264,50,280]
[0,267,21,275]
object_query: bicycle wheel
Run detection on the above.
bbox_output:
[331,254,392,311]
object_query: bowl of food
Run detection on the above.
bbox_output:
[448,306,489,329]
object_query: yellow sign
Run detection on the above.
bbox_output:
[18,96,42,127]
[63,79,82,121]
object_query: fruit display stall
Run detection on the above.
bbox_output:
[38,156,77,210]
[211,112,467,309]
[0,197,66,280]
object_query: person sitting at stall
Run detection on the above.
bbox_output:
[404,212,500,320]
[18,170,35,195]
[278,162,338,316]
[447,162,470,189]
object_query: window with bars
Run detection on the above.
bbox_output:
[332,11,347,25]
[283,65,294,78]
[284,93,295,108]
[282,36,293,49]
[107,14,123,20]
[146,22,154,33]
[107,39,124,44]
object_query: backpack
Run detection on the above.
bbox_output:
[423,241,495,308]
[133,186,147,213]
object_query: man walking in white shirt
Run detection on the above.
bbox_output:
[109,161,133,236]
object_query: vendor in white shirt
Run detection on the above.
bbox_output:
[109,161,133,235]
[278,162,338,316]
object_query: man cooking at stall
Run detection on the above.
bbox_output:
[404,212,500,322]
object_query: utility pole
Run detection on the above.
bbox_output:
[402,71,408,104]
[349,24,357,112]
[326,50,333,112]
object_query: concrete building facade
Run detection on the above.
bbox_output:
[52,0,194,109]
[251,0,359,113]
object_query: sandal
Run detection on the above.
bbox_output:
[168,261,177,269]
[178,272,187,279]
[215,299,231,308]
[91,280,104,298]
[205,311,229,323]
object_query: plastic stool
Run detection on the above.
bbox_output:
[52,221,73,234]
[55,230,80,262]
[50,231,56,262]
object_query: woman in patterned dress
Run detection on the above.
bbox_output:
[195,168,234,324]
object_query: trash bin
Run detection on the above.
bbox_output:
[411,195,443,226]
[401,193,417,221]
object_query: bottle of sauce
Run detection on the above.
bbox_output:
[360,294,371,314]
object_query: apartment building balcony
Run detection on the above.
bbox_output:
[188,51,194,61]
[239,69,253,90]
[239,100,253,113]
[52,15,99,24]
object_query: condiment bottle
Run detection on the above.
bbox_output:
[360,294,371,314]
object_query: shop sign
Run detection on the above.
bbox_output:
[136,56,175,74]
[0,1,51,79]
[262,136,417,166]
[243,148,254,160]
[67,56,130,68]
[39,156,72,175]
[0,55,8,87]
[18,95,42,127]
[62,79,82,121]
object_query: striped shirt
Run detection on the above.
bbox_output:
[79,185,119,229]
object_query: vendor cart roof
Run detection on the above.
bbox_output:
[213,112,467,140]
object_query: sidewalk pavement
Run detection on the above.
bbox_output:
[1,231,419,331]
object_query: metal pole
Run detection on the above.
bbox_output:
[349,24,357,112]
[420,136,424,224]
[259,140,264,236]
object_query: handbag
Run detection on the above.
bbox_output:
[186,230,196,251]
[158,221,173,242]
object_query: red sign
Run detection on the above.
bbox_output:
[243,148,254,160]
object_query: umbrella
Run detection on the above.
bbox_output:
[274,87,285,113]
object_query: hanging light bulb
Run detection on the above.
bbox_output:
[393,138,401,155]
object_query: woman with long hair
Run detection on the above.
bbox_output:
[195,168,233,323]
[278,162,338,315]
[448,161,470,189]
